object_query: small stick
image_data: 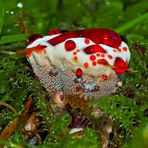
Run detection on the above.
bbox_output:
[0,45,47,55]
[0,50,16,55]
[0,101,17,113]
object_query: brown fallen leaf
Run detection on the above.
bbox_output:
[0,97,32,142]
[21,97,32,123]
[0,117,19,140]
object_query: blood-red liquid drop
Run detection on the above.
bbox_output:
[48,29,61,35]
[47,29,122,48]
[28,34,43,44]
[65,40,76,51]
[90,55,96,61]
[84,45,106,54]
[75,68,83,78]
[113,57,128,73]
[102,74,108,80]
[97,59,109,65]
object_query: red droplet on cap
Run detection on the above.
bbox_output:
[117,48,122,52]
[113,57,128,73]
[92,61,97,66]
[101,54,105,57]
[28,34,43,44]
[73,51,77,55]
[84,38,90,44]
[65,40,76,51]
[90,55,96,61]
[84,62,89,69]
[96,53,100,57]
[48,29,60,35]
[102,32,121,48]
[76,68,83,78]
[26,51,32,58]
[108,55,113,59]
[33,45,47,54]
[102,74,108,80]
[123,47,127,51]
[84,45,106,54]
[47,29,122,48]
[97,59,109,65]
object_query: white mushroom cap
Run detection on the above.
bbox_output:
[27,35,130,76]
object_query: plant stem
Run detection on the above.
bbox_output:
[115,12,148,34]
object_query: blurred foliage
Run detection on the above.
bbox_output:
[0,0,4,34]
[0,0,148,148]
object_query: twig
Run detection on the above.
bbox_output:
[0,101,17,113]
[0,50,16,55]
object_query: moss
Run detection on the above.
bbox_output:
[0,0,148,147]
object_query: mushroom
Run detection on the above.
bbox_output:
[25,29,130,100]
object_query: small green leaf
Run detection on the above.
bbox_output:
[115,12,148,33]
[0,34,28,44]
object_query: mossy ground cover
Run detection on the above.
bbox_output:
[0,0,148,147]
